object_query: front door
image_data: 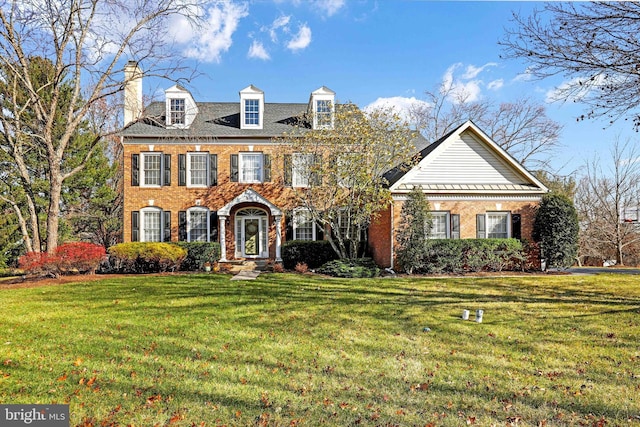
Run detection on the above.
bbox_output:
[235,209,268,258]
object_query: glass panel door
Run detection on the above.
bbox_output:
[244,218,260,256]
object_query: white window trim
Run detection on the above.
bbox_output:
[140,207,163,242]
[168,98,186,126]
[242,98,262,129]
[485,211,511,239]
[429,212,450,239]
[140,152,162,188]
[313,98,334,130]
[292,153,314,188]
[187,207,210,242]
[239,152,264,184]
[187,152,208,188]
[293,208,316,241]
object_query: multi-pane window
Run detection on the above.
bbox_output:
[142,153,162,186]
[188,208,209,242]
[143,209,162,242]
[244,99,260,126]
[316,99,332,128]
[487,213,509,239]
[188,153,208,187]
[170,98,185,125]
[292,153,315,187]
[294,209,315,241]
[430,212,449,239]
[240,153,263,183]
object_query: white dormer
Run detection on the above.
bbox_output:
[165,85,198,129]
[309,86,335,130]
[240,85,265,130]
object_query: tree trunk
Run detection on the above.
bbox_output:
[46,174,63,254]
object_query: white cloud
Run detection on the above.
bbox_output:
[364,96,431,126]
[463,63,497,80]
[442,63,482,103]
[488,79,504,90]
[268,15,291,42]
[175,1,249,63]
[545,75,607,104]
[248,40,270,60]
[314,0,346,17]
[287,24,312,51]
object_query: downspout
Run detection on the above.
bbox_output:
[390,202,394,270]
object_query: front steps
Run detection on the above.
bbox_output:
[219,259,269,273]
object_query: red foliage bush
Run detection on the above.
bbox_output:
[19,242,107,277]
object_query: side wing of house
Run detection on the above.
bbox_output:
[369,120,548,268]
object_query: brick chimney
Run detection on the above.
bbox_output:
[123,61,142,126]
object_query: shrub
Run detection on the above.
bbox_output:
[420,239,525,274]
[294,262,309,274]
[316,258,380,278]
[174,242,221,271]
[271,263,285,273]
[108,242,187,273]
[55,242,106,274]
[18,242,107,277]
[282,240,339,270]
[533,193,579,269]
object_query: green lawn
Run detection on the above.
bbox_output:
[1,273,639,426]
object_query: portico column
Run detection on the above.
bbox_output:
[274,214,283,262]
[219,215,228,262]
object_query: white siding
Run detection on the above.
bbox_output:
[407,130,528,186]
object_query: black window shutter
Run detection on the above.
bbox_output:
[209,211,218,242]
[263,154,271,182]
[511,213,522,240]
[209,154,218,186]
[476,214,486,239]
[131,211,140,242]
[230,154,239,182]
[284,154,292,186]
[163,154,171,186]
[163,211,171,242]
[178,154,186,186]
[451,214,460,239]
[178,211,187,241]
[285,214,293,241]
[131,154,139,186]
[316,222,325,241]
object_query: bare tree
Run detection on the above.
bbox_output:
[501,2,640,128]
[411,82,562,170]
[575,139,640,266]
[0,0,202,253]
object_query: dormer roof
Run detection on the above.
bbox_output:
[165,85,198,129]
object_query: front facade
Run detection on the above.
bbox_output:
[121,62,548,268]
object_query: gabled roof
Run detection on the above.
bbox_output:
[386,120,548,195]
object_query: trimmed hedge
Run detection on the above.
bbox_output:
[175,242,221,271]
[108,242,187,273]
[316,258,380,278]
[282,240,339,270]
[417,239,526,274]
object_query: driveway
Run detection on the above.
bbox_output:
[567,267,640,275]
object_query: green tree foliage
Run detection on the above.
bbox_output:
[396,186,432,274]
[533,193,579,269]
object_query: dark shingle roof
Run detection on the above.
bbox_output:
[122,102,310,138]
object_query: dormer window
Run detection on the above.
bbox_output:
[240,85,264,130]
[165,85,197,128]
[244,99,260,126]
[309,86,335,130]
[170,98,185,125]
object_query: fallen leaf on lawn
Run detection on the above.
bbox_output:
[57,374,67,381]
[73,358,83,366]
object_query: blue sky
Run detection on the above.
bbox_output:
[154,0,637,176]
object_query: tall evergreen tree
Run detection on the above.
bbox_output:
[533,193,579,269]
[396,187,432,274]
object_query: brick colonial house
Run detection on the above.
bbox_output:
[120,62,548,269]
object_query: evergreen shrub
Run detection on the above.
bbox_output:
[282,240,339,270]
[175,242,221,271]
[108,242,186,273]
[316,258,380,278]
[421,239,525,274]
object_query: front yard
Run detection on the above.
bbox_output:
[1,273,639,426]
